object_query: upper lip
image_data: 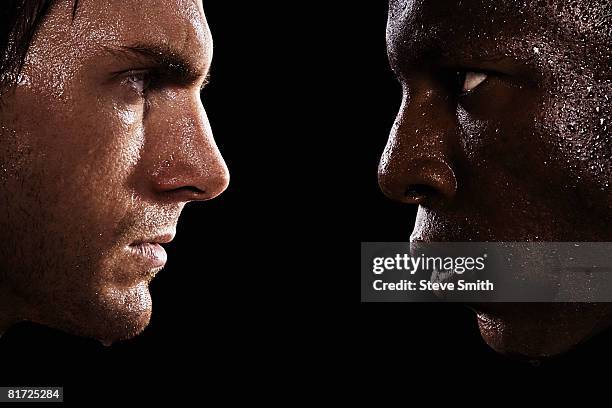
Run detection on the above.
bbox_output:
[130,231,175,246]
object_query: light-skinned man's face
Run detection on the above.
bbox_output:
[381,0,612,357]
[0,0,228,345]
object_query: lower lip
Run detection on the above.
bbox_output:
[128,243,167,268]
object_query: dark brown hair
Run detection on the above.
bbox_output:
[0,0,79,93]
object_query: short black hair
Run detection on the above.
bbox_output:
[0,0,79,94]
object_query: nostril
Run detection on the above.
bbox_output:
[378,159,457,205]
[404,184,438,201]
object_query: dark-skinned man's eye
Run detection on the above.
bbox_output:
[456,70,488,95]
[461,71,488,93]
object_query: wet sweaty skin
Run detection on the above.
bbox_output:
[382,0,612,357]
[0,0,229,345]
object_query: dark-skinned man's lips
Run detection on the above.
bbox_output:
[410,232,490,301]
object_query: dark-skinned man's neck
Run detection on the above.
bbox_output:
[0,286,25,337]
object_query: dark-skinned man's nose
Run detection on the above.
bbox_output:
[378,84,457,207]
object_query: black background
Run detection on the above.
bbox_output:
[0,2,611,404]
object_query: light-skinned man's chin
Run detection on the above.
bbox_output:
[28,281,154,347]
[472,303,612,359]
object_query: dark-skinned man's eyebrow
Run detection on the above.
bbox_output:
[102,42,211,89]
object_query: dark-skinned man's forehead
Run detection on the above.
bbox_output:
[387,0,612,73]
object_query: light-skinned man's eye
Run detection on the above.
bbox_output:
[123,71,152,97]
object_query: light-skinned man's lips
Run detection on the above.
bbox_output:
[127,242,167,269]
[127,232,175,270]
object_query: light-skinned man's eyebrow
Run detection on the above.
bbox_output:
[102,42,211,89]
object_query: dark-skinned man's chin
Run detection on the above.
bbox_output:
[411,232,612,359]
[470,303,612,359]
[31,281,154,347]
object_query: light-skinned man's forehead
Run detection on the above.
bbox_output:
[387,0,612,76]
[22,0,212,93]
[52,0,212,60]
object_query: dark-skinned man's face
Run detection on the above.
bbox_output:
[381,0,612,357]
[0,0,229,345]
